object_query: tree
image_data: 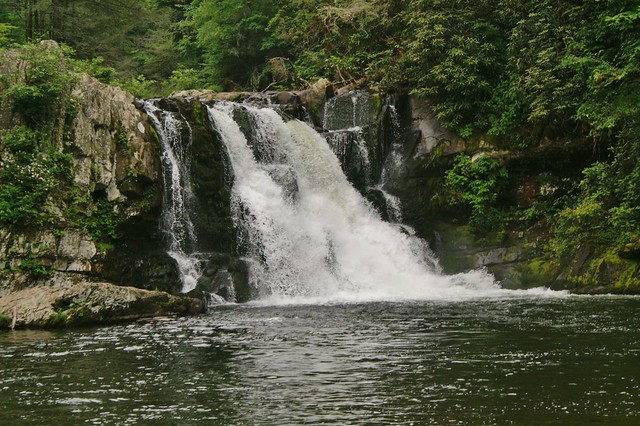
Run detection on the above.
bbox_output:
[184,0,282,90]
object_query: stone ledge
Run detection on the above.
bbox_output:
[0,281,203,329]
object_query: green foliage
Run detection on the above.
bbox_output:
[50,309,68,326]
[553,143,640,260]
[445,153,509,235]
[0,126,73,226]
[75,199,123,242]
[4,43,79,124]
[0,313,10,329]
[49,303,88,327]
[269,0,403,85]
[400,2,505,131]
[184,0,283,89]
[116,75,157,99]
[161,68,207,95]
[0,312,11,330]
[116,131,130,155]
[75,57,116,84]
[0,22,16,47]
[18,254,53,279]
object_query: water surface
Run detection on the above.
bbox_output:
[1,296,639,424]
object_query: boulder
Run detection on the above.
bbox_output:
[0,278,203,329]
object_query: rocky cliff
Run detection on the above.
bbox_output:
[0,43,202,328]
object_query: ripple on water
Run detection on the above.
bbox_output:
[0,298,639,424]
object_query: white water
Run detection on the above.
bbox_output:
[207,102,564,304]
[145,102,203,293]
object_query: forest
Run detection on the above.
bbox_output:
[1,0,639,267]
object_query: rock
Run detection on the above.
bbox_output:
[57,229,97,260]
[297,78,333,106]
[0,279,203,329]
[474,247,521,268]
[71,74,159,193]
[409,97,463,158]
[169,90,251,102]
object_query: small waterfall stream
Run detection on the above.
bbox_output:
[145,102,203,293]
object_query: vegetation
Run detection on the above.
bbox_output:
[444,154,509,237]
[0,311,10,329]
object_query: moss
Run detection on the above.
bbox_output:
[148,124,161,148]
[564,248,640,292]
[520,258,560,287]
[192,100,207,126]
[0,312,11,330]
[372,94,383,116]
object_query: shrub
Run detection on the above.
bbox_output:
[445,153,509,236]
[0,127,73,226]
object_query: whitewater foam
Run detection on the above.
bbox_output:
[206,102,567,304]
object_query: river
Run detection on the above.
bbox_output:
[2,296,639,424]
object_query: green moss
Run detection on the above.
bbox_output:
[372,95,382,115]
[520,258,559,287]
[148,124,161,148]
[564,248,640,292]
[0,312,11,330]
[193,100,206,126]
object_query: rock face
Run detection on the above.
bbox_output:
[0,44,197,326]
[0,65,172,295]
[70,74,158,201]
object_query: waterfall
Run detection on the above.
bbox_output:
[205,101,535,304]
[375,103,404,223]
[145,102,203,293]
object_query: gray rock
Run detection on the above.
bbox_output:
[409,97,464,158]
[474,247,521,268]
[57,229,97,260]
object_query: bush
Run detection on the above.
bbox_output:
[0,127,73,226]
[18,254,53,279]
[445,153,509,235]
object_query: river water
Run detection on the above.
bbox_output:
[2,296,639,424]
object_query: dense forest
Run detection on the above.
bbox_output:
[1,0,639,276]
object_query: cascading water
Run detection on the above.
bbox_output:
[375,103,405,223]
[145,102,203,293]
[206,101,557,304]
